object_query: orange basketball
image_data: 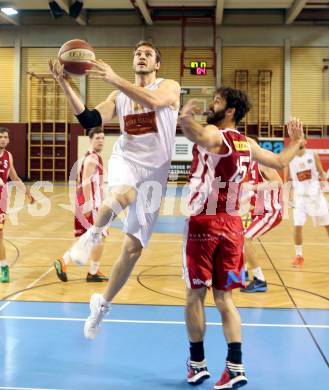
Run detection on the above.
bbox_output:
[58,39,95,76]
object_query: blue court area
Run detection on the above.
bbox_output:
[0,302,328,390]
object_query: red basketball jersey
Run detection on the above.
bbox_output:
[188,129,251,215]
[0,150,10,213]
[0,150,10,184]
[247,161,282,215]
[76,151,104,209]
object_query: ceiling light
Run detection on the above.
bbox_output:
[1,7,17,15]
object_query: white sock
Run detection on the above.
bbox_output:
[0,260,8,267]
[63,251,71,265]
[295,245,303,257]
[252,267,265,282]
[244,264,248,272]
[89,260,100,275]
[100,295,111,307]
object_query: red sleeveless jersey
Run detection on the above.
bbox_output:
[246,161,282,215]
[0,150,10,213]
[0,150,10,184]
[76,151,104,209]
[188,129,251,215]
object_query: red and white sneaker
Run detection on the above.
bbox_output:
[214,361,247,389]
[187,359,210,385]
[292,255,304,268]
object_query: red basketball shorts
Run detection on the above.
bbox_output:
[183,213,246,291]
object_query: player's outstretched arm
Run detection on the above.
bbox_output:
[249,117,304,169]
[49,59,117,126]
[8,153,34,204]
[86,59,180,110]
[180,99,223,151]
[49,58,85,115]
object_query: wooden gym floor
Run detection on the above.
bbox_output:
[0,184,328,310]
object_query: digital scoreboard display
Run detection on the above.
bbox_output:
[190,61,207,75]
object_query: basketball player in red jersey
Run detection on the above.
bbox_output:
[0,127,34,283]
[53,128,109,282]
[179,87,304,389]
[241,135,283,293]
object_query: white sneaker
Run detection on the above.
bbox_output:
[84,293,111,340]
[70,228,102,265]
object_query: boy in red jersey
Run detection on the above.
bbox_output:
[241,135,283,293]
[0,127,34,283]
[179,87,304,389]
[53,128,109,282]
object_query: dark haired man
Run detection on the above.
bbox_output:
[0,127,34,283]
[179,87,304,389]
[53,127,108,282]
[49,41,180,338]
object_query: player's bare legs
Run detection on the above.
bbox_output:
[241,238,268,293]
[185,287,210,385]
[213,290,241,343]
[94,186,136,230]
[0,229,9,283]
[292,225,304,267]
[102,233,142,301]
[185,288,207,342]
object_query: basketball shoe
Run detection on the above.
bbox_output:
[84,293,111,340]
[187,359,210,384]
[214,361,247,389]
[53,258,68,282]
[240,277,268,293]
[292,255,304,268]
[86,270,109,282]
[0,265,9,283]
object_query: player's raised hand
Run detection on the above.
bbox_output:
[48,58,68,85]
[287,117,304,143]
[86,59,117,84]
[180,99,201,119]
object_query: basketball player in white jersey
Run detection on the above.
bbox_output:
[53,127,109,282]
[49,41,180,339]
[285,139,329,267]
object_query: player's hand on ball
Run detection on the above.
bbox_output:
[48,58,68,84]
[86,59,117,83]
[287,117,304,143]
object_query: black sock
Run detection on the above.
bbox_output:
[190,341,205,362]
[227,342,242,364]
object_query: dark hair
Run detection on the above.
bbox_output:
[215,86,251,124]
[133,40,162,64]
[0,127,9,135]
[248,135,259,144]
[88,127,104,139]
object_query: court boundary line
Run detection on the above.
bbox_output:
[258,237,329,367]
[0,267,53,312]
[0,315,328,328]
[0,387,67,390]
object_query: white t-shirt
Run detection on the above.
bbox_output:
[113,78,178,169]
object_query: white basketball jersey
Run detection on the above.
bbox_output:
[113,78,178,168]
[289,150,321,198]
